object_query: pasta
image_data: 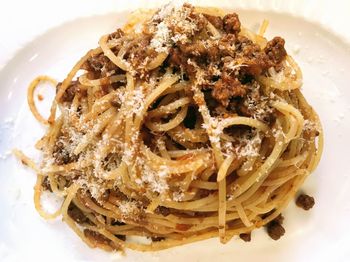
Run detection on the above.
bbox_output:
[14,3,323,252]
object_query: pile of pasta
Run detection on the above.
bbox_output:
[15,3,323,252]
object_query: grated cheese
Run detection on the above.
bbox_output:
[150,21,171,53]
[172,191,185,202]
[235,132,262,158]
[149,3,200,53]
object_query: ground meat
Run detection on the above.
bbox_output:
[126,35,156,70]
[166,10,270,111]
[41,176,52,192]
[178,3,207,34]
[109,188,129,201]
[53,141,71,165]
[178,40,220,62]
[168,47,196,78]
[227,99,239,114]
[266,214,285,240]
[212,73,247,107]
[235,36,271,76]
[237,101,251,117]
[151,236,165,242]
[81,54,119,75]
[239,232,251,242]
[264,36,287,65]
[203,14,223,30]
[84,229,116,249]
[57,81,87,103]
[108,28,124,40]
[197,189,212,198]
[235,85,276,125]
[179,41,207,57]
[219,35,270,76]
[206,44,220,61]
[168,47,183,66]
[62,84,76,102]
[155,4,284,111]
[223,13,241,35]
[155,206,171,217]
[296,194,315,210]
[267,221,285,240]
[218,34,237,57]
[189,11,208,33]
[68,203,89,224]
[52,139,79,165]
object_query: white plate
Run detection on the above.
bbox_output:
[1,6,350,262]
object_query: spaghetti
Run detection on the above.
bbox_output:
[15,3,323,252]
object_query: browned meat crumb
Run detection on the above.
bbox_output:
[84,229,116,250]
[68,203,90,224]
[239,232,251,242]
[151,236,165,242]
[168,47,182,66]
[169,47,198,78]
[53,141,71,165]
[84,230,109,244]
[108,28,124,40]
[57,81,87,103]
[223,13,241,34]
[197,189,212,198]
[165,4,207,42]
[125,35,157,71]
[155,206,170,217]
[179,41,207,57]
[266,213,285,240]
[237,102,251,117]
[52,140,78,165]
[203,14,223,30]
[212,74,247,106]
[81,54,119,75]
[264,36,287,65]
[218,34,237,57]
[267,221,285,240]
[296,194,315,210]
[235,35,271,76]
[188,9,208,33]
[41,176,52,192]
